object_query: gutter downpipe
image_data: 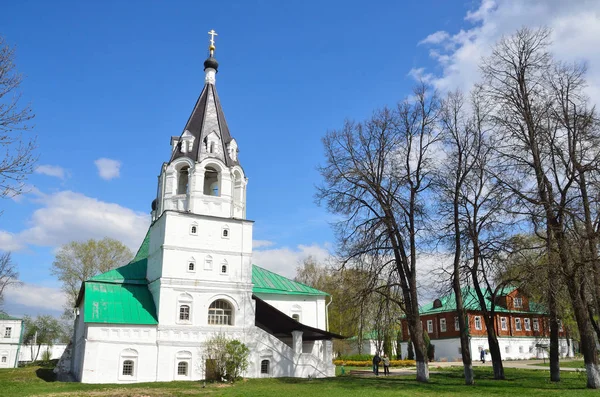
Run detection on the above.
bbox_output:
[325,295,333,332]
[14,319,24,368]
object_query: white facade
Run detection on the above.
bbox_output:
[67,51,336,384]
[0,317,23,368]
[400,337,574,362]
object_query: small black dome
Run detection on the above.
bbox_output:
[204,57,219,71]
[151,198,157,211]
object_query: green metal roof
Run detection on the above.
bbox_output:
[420,287,547,315]
[89,258,148,284]
[0,312,21,321]
[83,281,158,325]
[252,265,328,296]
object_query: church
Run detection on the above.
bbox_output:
[68,31,340,384]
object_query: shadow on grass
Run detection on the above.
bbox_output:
[35,368,57,382]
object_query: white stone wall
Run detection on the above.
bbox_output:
[0,318,22,368]
[255,294,327,330]
[399,336,574,362]
[19,343,67,361]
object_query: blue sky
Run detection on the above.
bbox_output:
[2,0,599,317]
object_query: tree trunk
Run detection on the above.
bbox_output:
[454,283,474,384]
[547,237,560,382]
[487,333,505,380]
[407,313,429,382]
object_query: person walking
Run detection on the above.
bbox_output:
[382,353,390,376]
[480,349,486,364]
[372,352,381,376]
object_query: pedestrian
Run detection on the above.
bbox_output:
[480,349,486,364]
[382,353,390,376]
[372,352,381,376]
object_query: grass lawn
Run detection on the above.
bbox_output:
[0,363,597,397]
[532,360,586,369]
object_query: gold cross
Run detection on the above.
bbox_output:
[208,29,218,55]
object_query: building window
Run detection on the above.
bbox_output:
[4,327,11,338]
[519,346,524,353]
[514,297,523,308]
[524,318,531,331]
[427,320,433,333]
[292,314,300,322]
[533,318,540,331]
[500,317,507,331]
[474,316,482,330]
[220,260,228,274]
[203,166,220,196]
[179,305,190,321]
[222,227,229,238]
[505,346,510,353]
[440,318,446,332]
[190,224,198,235]
[261,359,270,375]
[177,361,188,376]
[454,316,459,331]
[177,166,189,195]
[208,299,233,325]
[1,356,6,363]
[188,262,195,271]
[515,318,522,331]
[122,360,134,376]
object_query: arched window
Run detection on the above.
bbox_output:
[203,166,220,196]
[261,359,270,375]
[179,305,190,321]
[220,260,228,274]
[119,349,138,380]
[233,171,243,205]
[188,262,195,271]
[190,223,198,235]
[177,166,189,195]
[292,314,300,322]
[208,299,233,325]
[210,142,215,153]
[222,228,229,238]
[177,361,188,376]
[122,360,134,376]
[291,305,302,323]
[178,293,193,323]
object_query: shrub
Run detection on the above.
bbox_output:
[41,349,52,363]
[337,354,372,361]
[201,334,250,382]
[427,344,435,362]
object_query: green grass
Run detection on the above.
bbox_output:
[532,360,586,369]
[0,363,596,397]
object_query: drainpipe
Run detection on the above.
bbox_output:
[325,295,333,332]
[14,319,24,368]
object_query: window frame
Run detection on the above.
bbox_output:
[260,359,270,375]
[179,305,191,322]
[474,316,482,330]
[533,318,540,331]
[190,223,198,236]
[427,319,433,333]
[514,297,523,308]
[4,327,11,338]
[177,361,188,376]
[208,299,234,326]
[500,317,507,331]
[440,318,446,332]
[454,316,459,331]
[515,317,522,331]
[118,349,138,381]
[524,318,531,331]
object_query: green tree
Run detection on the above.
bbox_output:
[201,334,250,382]
[23,315,64,362]
[51,238,133,311]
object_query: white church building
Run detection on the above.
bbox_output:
[68,34,340,384]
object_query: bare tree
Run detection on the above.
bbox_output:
[481,27,600,388]
[0,36,36,200]
[317,83,441,382]
[0,252,20,306]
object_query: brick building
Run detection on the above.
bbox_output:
[400,287,574,361]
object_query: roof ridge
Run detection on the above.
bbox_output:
[252,264,329,296]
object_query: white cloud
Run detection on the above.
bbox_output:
[3,282,67,312]
[414,0,600,103]
[418,30,450,45]
[0,190,150,252]
[94,158,121,180]
[35,165,68,180]
[252,240,275,249]
[253,243,332,279]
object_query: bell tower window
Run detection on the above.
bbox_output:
[177,166,189,195]
[203,166,220,196]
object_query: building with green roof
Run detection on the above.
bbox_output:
[68,42,340,385]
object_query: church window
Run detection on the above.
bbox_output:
[179,305,190,321]
[177,166,189,195]
[122,360,134,376]
[208,299,233,326]
[190,224,198,235]
[203,166,220,196]
[220,260,228,274]
[188,140,193,152]
[222,227,229,238]
[1,356,6,363]
[233,171,243,206]
[204,255,213,270]
[291,305,302,323]
[261,360,270,375]
[292,314,300,322]
[210,142,215,153]
[188,262,195,272]
[177,361,188,376]
[4,327,11,338]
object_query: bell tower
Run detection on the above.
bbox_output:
[152,30,247,221]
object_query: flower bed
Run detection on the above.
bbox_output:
[333,359,416,367]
